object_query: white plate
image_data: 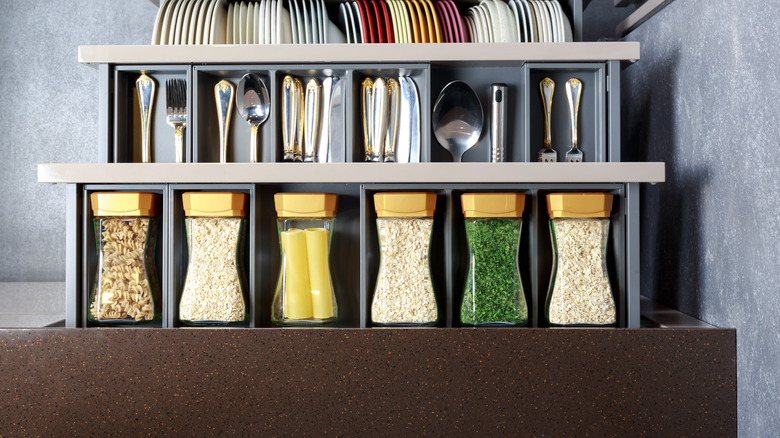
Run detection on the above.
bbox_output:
[151,0,173,44]
[168,0,185,45]
[552,0,571,42]
[226,1,234,43]
[476,5,492,42]
[194,0,210,43]
[263,0,271,44]
[290,0,299,43]
[319,0,327,43]
[295,0,307,43]
[338,3,351,43]
[201,0,215,43]
[179,0,198,44]
[518,0,534,42]
[509,0,525,42]
[279,1,293,43]
[238,1,247,43]
[300,0,311,43]
[272,0,278,44]
[188,0,205,44]
[507,0,521,42]
[351,1,364,44]
[495,0,516,42]
[160,0,179,45]
[174,0,190,44]
[256,0,263,43]
[540,0,553,42]
[529,1,545,42]
[480,1,500,42]
[210,0,227,44]
[542,0,558,42]
[308,0,319,44]
[232,1,241,43]
[247,2,255,43]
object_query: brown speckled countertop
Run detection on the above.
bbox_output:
[0,328,735,436]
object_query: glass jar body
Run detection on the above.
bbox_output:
[272,217,338,326]
[546,217,615,326]
[89,216,160,324]
[180,216,248,325]
[371,217,438,326]
[460,218,527,326]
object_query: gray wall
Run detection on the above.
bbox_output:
[617,0,779,435]
[0,0,775,433]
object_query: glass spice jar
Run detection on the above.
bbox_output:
[272,193,339,326]
[460,193,527,326]
[88,192,161,324]
[546,192,616,326]
[371,192,438,326]
[179,192,249,326]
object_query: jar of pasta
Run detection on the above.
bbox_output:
[272,193,339,326]
[546,192,616,326]
[179,192,248,325]
[460,193,527,326]
[371,192,438,326]
[88,192,161,324]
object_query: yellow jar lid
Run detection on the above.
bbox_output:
[547,193,613,218]
[183,192,247,217]
[374,192,437,217]
[461,193,525,218]
[274,193,338,217]
[91,192,159,217]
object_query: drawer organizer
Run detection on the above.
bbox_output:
[111,62,618,164]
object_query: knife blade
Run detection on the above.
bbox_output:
[317,77,334,163]
[396,76,412,163]
[406,76,421,163]
[325,76,343,163]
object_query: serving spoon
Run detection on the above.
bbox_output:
[432,80,483,162]
[237,73,270,163]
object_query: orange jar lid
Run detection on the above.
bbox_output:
[91,192,159,217]
[461,193,525,218]
[183,192,247,217]
[274,193,338,218]
[374,192,437,217]
[547,193,613,218]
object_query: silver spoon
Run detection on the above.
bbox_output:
[432,80,483,162]
[237,73,270,163]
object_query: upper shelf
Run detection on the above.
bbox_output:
[38,162,664,184]
[78,42,640,65]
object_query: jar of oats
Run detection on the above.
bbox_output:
[89,192,161,324]
[179,192,248,325]
[272,193,339,326]
[460,193,527,327]
[371,192,438,326]
[546,193,616,326]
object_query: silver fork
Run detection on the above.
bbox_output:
[166,79,187,163]
[565,78,583,162]
[538,77,557,162]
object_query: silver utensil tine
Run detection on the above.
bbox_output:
[165,78,187,163]
[565,78,583,163]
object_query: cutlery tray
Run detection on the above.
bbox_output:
[110,61,619,163]
[77,182,636,328]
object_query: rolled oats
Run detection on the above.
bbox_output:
[547,218,616,325]
[371,217,437,325]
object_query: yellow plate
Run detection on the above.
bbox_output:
[397,0,412,43]
[425,0,444,42]
[409,0,427,43]
[419,0,437,43]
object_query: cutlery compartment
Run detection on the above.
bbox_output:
[526,63,606,162]
[193,66,277,163]
[168,184,257,327]
[430,66,528,162]
[113,66,191,163]
[81,185,168,327]
[348,65,430,163]
[273,66,351,163]
[257,183,362,327]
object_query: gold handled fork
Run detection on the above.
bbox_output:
[165,79,187,163]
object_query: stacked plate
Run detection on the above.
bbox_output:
[152,0,571,44]
[152,0,228,44]
[465,0,571,43]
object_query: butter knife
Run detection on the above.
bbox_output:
[383,79,400,162]
[304,78,321,162]
[406,76,421,163]
[136,74,156,163]
[281,75,297,162]
[361,77,374,161]
[396,76,412,163]
[214,79,235,163]
[317,77,334,163]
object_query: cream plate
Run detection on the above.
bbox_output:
[480,0,500,42]
[280,1,293,43]
[210,0,227,44]
[179,0,197,44]
[152,0,173,44]
[247,2,256,44]
[167,0,185,45]
[226,1,234,43]
[238,1,247,44]
[160,0,179,45]
[202,0,217,44]
[542,0,558,42]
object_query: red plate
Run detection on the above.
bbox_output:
[379,0,395,43]
[434,1,452,42]
[369,0,386,43]
[355,0,375,43]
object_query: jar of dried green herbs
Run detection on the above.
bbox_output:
[460,193,527,326]
[546,192,616,326]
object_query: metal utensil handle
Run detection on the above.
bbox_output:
[490,83,507,162]
[384,79,400,162]
[304,78,321,162]
[361,77,374,161]
[371,78,388,163]
[282,76,296,161]
[215,80,235,163]
[566,78,582,149]
[136,74,156,163]
[250,123,260,163]
[293,78,304,162]
[540,78,554,148]
[175,126,184,163]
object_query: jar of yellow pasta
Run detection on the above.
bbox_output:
[272,193,338,326]
[180,192,249,326]
[89,192,161,324]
